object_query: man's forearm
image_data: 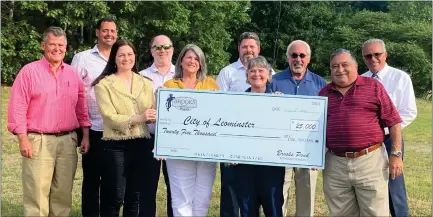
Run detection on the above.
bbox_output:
[17,133,28,142]
[81,127,89,138]
[389,123,402,151]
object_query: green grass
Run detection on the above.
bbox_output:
[2,86,432,216]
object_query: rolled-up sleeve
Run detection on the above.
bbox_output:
[7,67,31,134]
[377,82,402,127]
[76,77,91,127]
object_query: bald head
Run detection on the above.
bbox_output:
[150,35,172,48]
[150,35,174,66]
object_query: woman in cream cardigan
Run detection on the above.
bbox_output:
[163,44,219,217]
[92,40,156,217]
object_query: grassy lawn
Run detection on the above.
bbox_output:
[2,86,432,216]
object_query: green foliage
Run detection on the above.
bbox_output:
[386,42,432,96]
[1,1,431,97]
[1,21,42,84]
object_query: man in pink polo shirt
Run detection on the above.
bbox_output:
[7,26,91,216]
[319,49,402,216]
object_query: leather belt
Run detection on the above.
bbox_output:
[330,143,382,158]
[28,131,73,137]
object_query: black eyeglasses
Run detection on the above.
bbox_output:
[290,53,307,59]
[152,44,173,51]
[363,52,384,59]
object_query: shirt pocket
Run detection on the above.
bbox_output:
[63,81,79,107]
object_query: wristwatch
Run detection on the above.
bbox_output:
[390,150,402,157]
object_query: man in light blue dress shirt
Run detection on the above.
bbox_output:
[139,35,175,217]
[71,17,118,217]
[361,39,417,217]
[270,40,327,217]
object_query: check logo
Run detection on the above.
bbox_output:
[166,93,197,111]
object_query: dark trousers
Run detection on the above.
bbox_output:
[233,164,285,217]
[220,164,240,217]
[139,135,173,217]
[82,130,103,217]
[100,138,150,217]
[384,135,409,217]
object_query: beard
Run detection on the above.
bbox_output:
[290,61,305,74]
[241,52,255,63]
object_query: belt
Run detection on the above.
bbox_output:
[27,131,73,137]
[330,143,382,158]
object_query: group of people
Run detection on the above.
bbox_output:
[7,17,417,217]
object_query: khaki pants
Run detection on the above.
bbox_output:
[282,167,318,216]
[323,145,389,216]
[22,132,78,216]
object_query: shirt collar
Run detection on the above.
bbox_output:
[91,45,99,53]
[91,45,108,61]
[41,56,65,71]
[235,58,246,70]
[150,63,176,74]
[281,67,313,81]
[329,75,365,91]
[370,63,389,80]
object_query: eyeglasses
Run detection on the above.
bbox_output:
[290,53,307,59]
[152,44,173,51]
[363,52,384,59]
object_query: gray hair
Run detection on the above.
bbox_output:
[286,40,311,58]
[245,56,272,84]
[42,26,67,43]
[238,32,260,48]
[174,44,207,81]
[362,38,387,53]
[329,48,358,67]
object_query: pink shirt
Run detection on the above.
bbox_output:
[7,57,91,134]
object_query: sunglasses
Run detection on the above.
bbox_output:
[152,44,173,51]
[363,52,384,59]
[290,53,307,59]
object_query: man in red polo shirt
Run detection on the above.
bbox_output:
[319,49,402,216]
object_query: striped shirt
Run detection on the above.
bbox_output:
[7,57,91,134]
[319,75,401,152]
[71,45,108,131]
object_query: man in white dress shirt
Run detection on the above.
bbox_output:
[71,17,118,217]
[139,35,175,217]
[217,32,276,217]
[361,38,417,217]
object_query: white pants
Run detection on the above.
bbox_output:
[166,159,217,217]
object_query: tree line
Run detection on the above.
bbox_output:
[1,1,431,97]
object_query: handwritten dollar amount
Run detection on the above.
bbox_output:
[291,120,319,132]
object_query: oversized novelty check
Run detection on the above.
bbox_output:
[154,89,328,169]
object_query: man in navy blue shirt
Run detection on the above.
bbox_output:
[270,40,327,217]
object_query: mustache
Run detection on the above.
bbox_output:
[335,72,348,76]
[243,52,254,56]
[292,61,303,67]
